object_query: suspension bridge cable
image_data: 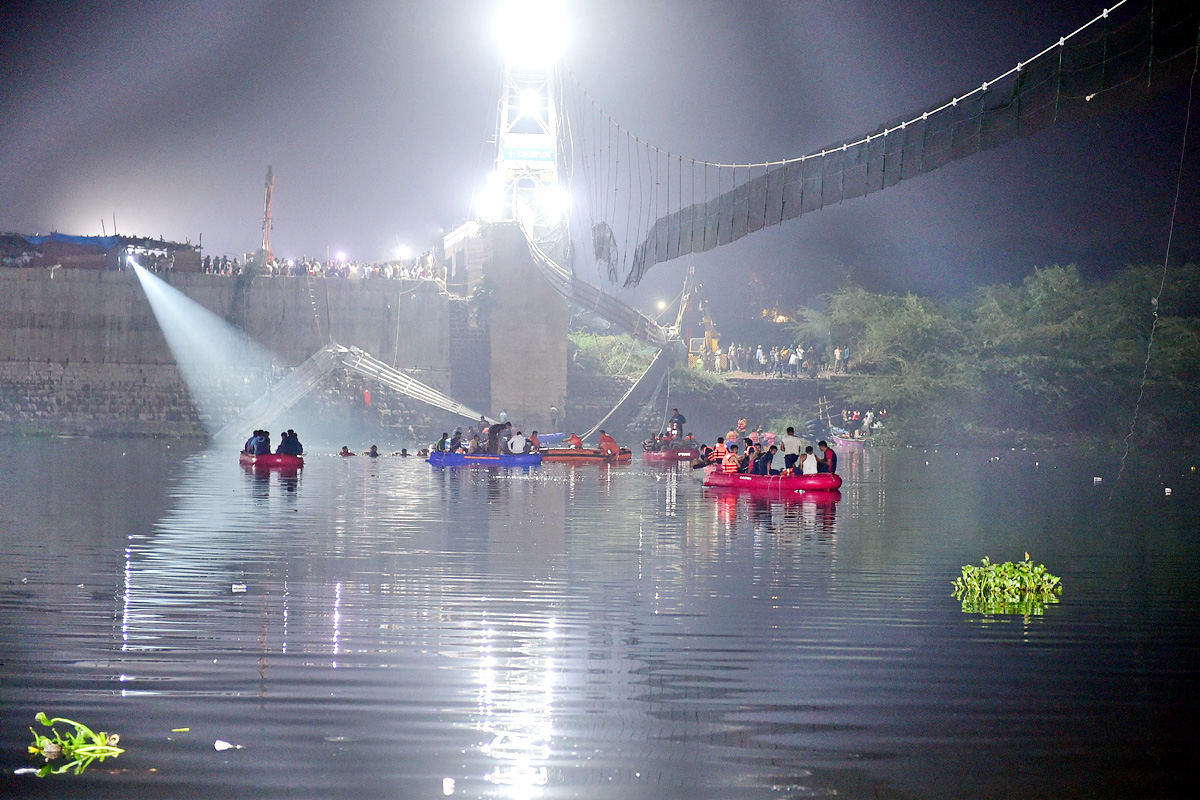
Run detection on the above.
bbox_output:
[1111,29,1199,496]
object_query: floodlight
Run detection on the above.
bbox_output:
[519,90,542,117]
[336,251,347,262]
[397,244,413,260]
[495,0,568,66]
[536,184,570,219]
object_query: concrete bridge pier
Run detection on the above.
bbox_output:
[479,223,567,433]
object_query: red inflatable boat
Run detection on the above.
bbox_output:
[239,452,304,469]
[702,466,841,493]
[642,448,701,462]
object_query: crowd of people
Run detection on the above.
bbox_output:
[698,426,838,477]
[195,253,444,281]
[706,343,853,377]
[837,408,886,439]
[242,429,304,455]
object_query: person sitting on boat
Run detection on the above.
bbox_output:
[252,430,272,455]
[753,444,780,475]
[339,446,356,457]
[528,431,540,452]
[739,438,758,472]
[711,436,728,460]
[799,445,818,475]
[277,429,303,455]
[434,433,449,452]
[817,441,837,473]
[598,430,619,458]
[467,434,481,453]
[683,432,699,449]
[721,443,741,474]
[508,430,527,454]
[448,429,463,452]
[243,430,259,453]
[567,432,583,449]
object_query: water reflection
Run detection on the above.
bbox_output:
[4,440,1197,799]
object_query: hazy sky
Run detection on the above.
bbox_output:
[1,0,1196,322]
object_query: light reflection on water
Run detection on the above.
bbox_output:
[0,437,1197,800]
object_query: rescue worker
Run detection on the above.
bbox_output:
[721,443,741,474]
[598,430,620,458]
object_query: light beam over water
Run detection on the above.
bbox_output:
[131,262,278,436]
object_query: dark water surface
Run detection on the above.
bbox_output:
[0,437,1197,799]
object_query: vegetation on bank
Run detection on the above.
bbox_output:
[789,264,1200,443]
[568,331,657,378]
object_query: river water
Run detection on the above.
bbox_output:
[0,437,1196,799]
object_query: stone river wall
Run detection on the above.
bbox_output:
[0,268,454,436]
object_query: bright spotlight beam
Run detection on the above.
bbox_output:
[131,264,280,436]
[495,0,568,66]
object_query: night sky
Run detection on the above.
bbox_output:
[1,0,1196,326]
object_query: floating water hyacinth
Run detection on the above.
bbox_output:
[27,713,124,776]
[952,554,1062,617]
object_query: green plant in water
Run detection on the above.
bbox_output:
[27,712,124,776]
[952,554,1063,617]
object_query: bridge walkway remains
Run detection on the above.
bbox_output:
[214,342,491,442]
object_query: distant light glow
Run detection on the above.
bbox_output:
[495,0,568,66]
[536,184,570,220]
[336,251,347,262]
[519,90,542,117]
[656,300,667,310]
[397,244,413,260]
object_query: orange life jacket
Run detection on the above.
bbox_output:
[721,452,740,473]
[712,442,728,458]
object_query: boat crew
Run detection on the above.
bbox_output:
[567,432,583,448]
[598,430,620,458]
[712,437,728,459]
[721,444,740,473]
[800,446,819,475]
[817,441,837,473]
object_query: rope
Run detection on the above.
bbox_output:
[1111,27,1199,495]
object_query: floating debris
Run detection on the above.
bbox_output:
[26,713,124,776]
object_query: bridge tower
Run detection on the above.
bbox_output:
[484,1,568,224]
[446,1,570,429]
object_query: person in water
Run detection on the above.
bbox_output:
[367,445,380,458]
[339,446,356,457]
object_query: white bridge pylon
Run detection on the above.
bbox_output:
[213,342,492,442]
